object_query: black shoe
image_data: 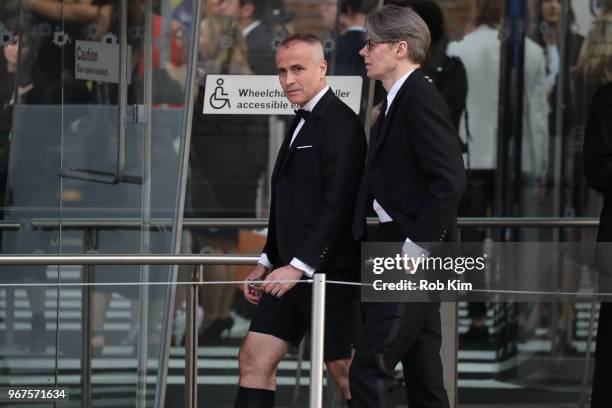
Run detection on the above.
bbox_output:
[198,316,234,345]
[460,325,490,343]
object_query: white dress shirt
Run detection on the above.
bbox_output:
[347,26,366,33]
[258,86,330,276]
[242,20,261,38]
[447,25,549,177]
[371,69,427,257]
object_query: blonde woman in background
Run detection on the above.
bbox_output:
[186,15,263,345]
[572,2,612,406]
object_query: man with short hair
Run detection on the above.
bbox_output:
[335,0,376,77]
[218,0,285,74]
[234,33,366,408]
[350,5,466,407]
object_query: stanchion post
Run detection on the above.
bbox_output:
[185,264,202,408]
[309,273,326,408]
[81,228,97,408]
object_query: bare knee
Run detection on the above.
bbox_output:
[238,333,288,390]
[238,341,275,388]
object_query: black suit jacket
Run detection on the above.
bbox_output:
[334,30,367,79]
[353,69,466,246]
[245,23,278,75]
[584,81,612,243]
[264,89,367,276]
[584,82,612,288]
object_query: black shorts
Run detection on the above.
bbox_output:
[249,272,357,362]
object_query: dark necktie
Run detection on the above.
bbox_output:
[294,108,310,121]
[368,99,387,156]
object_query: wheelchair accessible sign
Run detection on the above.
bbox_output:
[203,75,363,115]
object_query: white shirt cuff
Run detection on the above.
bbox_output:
[402,238,429,258]
[290,257,315,277]
[258,253,273,270]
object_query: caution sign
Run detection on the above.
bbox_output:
[203,75,363,115]
[75,40,131,84]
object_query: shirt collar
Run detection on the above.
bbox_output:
[385,68,416,115]
[242,20,261,37]
[347,26,366,32]
[302,85,330,112]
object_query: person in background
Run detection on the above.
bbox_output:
[189,15,258,344]
[320,0,342,35]
[520,0,586,351]
[447,0,549,342]
[333,0,376,78]
[218,0,288,75]
[409,0,467,133]
[577,6,612,405]
[0,20,48,353]
[583,80,612,408]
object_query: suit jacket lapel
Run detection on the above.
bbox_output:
[372,70,418,156]
[278,88,334,175]
[272,114,301,181]
[365,110,385,167]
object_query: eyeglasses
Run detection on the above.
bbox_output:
[365,39,389,51]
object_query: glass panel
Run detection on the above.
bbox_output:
[430,1,605,406]
[0,0,198,406]
[0,3,63,404]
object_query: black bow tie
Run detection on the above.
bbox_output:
[295,109,310,121]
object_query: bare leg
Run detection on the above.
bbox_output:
[326,356,353,400]
[238,331,289,389]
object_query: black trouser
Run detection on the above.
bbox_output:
[592,302,611,407]
[459,169,495,321]
[349,222,450,408]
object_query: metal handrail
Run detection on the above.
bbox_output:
[21,217,601,230]
[0,217,602,408]
[0,249,603,407]
[0,222,21,230]
[0,255,325,408]
[0,255,258,265]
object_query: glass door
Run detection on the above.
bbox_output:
[0,0,199,406]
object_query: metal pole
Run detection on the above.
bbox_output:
[137,0,153,406]
[26,217,601,229]
[81,266,93,408]
[5,287,15,348]
[185,264,202,408]
[81,228,96,408]
[580,295,599,407]
[156,0,202,402]
[292,339,305,406]
[309,274,326,408]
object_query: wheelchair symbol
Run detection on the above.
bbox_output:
[209,78,231,109]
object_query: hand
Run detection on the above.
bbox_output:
[262,265,304,298]
[243,264,268,305]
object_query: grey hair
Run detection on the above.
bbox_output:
[365,4,431,64]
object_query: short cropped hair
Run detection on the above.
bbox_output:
[278,33,325,59]
[365,4,431,64]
